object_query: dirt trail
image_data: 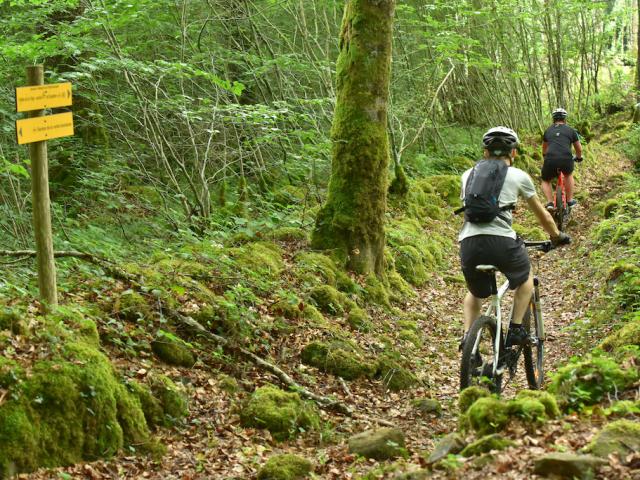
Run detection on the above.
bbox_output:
[23,152,631,479]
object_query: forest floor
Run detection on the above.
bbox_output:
[21,148,637,480]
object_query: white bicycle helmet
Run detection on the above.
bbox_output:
[552,108,568,120]
[482,126,519,151]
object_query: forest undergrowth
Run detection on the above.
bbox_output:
[0,113,635,479]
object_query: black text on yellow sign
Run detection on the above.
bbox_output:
[15,82,72,112]
[16,112,74,145]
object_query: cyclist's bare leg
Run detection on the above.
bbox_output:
[463,292,482,332]
[511,273,534,325]
[565,173,575,202]
[541,180,553,203]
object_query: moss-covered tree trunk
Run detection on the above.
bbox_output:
[312,0,395,275]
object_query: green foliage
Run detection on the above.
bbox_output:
[257,454,312,480]
[239,386,320,441]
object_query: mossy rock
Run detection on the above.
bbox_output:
[399,329,422,348]
[506,397,546,424]
[295,252,339,287]
[465,397,509,435]
[460,434,515,457]
[533,452,606,479]
[239,386,319,441]
[387,270,416,302]
[267,227,308,243]
[421,175,460,205]
[0,341,151,476]
[514,390,560,418]
[0,308,28,335]
[336,271,359,294]
[459,386,491,413]
[115,289,152,321]
[600,315,640,352]
[217,374,240,394]
[300,341,375,380]
[426,432,466,464]
[376,355,417,391]
[412,398,442,417]
[270,297,303,320]
[586,419,640,458]
[364,275,391,307]
[348,428,406,460]
[257,453,312,480]
[151,330,196,368]
[301,304,326,326]
[395,245,429,286]
[549,354,635,410]
[308,285,346,315]
[148,374,189,424]
[127,380,164,429]
[231,242,284,279]
[347,308,372,332]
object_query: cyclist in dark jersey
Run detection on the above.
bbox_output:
[541,108,583,209]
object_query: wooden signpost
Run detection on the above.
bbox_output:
[15,65,74,311]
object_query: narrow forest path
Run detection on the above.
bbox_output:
[23,148,632,480]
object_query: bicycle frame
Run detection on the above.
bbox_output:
[553,171,567,210]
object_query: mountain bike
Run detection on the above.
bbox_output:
[459,240,553,393]
[551,170,571,231]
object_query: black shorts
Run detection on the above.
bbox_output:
[541,156,574,181]
[460,235,531,298]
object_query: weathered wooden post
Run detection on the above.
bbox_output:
[25,65,58,310]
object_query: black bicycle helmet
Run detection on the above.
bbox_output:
[552,108,568,120]
[482,126,519,153]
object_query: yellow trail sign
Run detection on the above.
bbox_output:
[15,82,72,112]
[16,111,74,145]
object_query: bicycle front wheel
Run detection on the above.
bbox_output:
[554,184,565,231]
[460,315,502,394]
[523,301,544,389]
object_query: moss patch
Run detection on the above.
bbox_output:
[376,354,417,391]
[347,308,372,332]
[300,341,375,380]
[587,419,640,458]
[239,386,319,441]
[464,397,510,435]
[461,434,515,457]
[308,285,347,315]
[514,390,560,418]
[459,386,491,413]
[151,330,196,368]
[257,454,312,480]
[148,374,188,424]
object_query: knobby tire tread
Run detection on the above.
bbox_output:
[523,301,544,389]
[460,315,502,394]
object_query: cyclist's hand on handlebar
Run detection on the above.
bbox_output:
[551,232,571,247]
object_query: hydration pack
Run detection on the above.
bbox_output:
[454,160,514,224]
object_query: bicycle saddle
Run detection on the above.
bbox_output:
[476,264,498,273]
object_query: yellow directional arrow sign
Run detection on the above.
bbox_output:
[15,82,72,112]
[16,112,74,145]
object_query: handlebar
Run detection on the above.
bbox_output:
[523,240,554,252]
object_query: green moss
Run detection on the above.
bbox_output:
[421,175,460,205]
[148,374,188,424]
[514,390,560,418]
[336,271,358,294]
[270,297,303,320]
[151,330,196,368]
[347,308,372,332]
[376,355,417,391]
[460,434,514,457]
[465,397,510,435]
[0,308,28,335]
[395,246,429,286]
[0,357,22,388]
[309,285,346,315]
[459,386,491,413]
[268,227,308,242]
[387,270,416,301]
[364,275,391,307]
[412,398,442,416]
[239,386,319,441]
[0,340,152,476]
[115,290,152,321]
[549,353,635,410]
[513,224,546,241]
[604,400,640,417]
[218,374,240,394]
[300,341,375,380]
[127,380,164,428]
[399,329,422,348]
[587,419,640,458]
[348,428,406,460]
[231,242,284,279]
[301,304,326,326]
[257,454,312,480]
[295,252,338,287]
[273,185,306,206]
[507,397,546,424]
[600,315,640,352]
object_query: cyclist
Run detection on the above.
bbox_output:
[541,108,583,209]
[458,127,570,350]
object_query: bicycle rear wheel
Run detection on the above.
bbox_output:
[460,315,503,394]
[523,300,544,389]
[554,184,565,231]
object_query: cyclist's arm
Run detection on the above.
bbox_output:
[573,140,583,158]
[526,194,560,239]
[542,141,549,156]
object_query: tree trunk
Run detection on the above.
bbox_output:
[311,0,395,276]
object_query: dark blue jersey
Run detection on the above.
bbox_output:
[543,124,579,161]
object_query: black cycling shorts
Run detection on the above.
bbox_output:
[460,235,531,298]
[541,156,574,182]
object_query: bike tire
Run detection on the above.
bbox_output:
[460,315,503,394]
[523,301,544,389]
[554,184,565,231]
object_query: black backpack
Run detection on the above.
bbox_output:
[454,160,514,224]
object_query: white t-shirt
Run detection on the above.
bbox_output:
[458,164,537,241]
